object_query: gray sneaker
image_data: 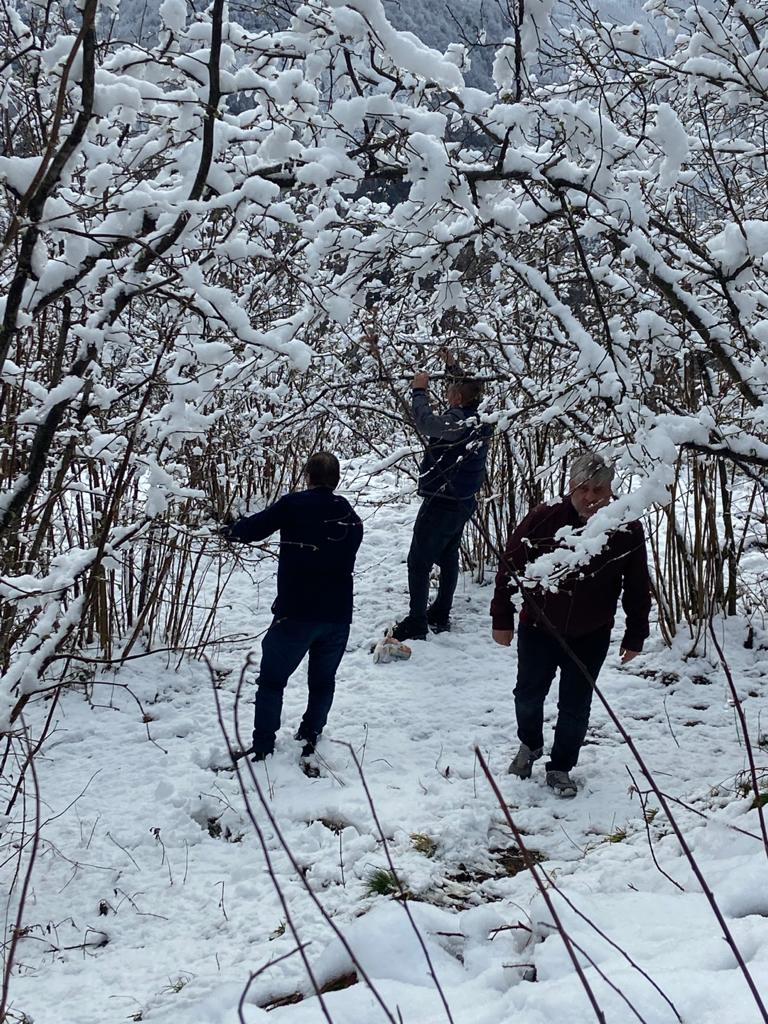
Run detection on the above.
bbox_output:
[546,770,578,798]
[508,743,543,779]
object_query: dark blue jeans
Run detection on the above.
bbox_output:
[407,496,475,631]
[252,618,350,756]
[514,621,611,772]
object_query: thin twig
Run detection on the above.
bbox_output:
[475,748,607,1024]
[342,741,455,1024]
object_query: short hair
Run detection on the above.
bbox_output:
[304,451,340,489]
[449,378,484,407]
[569,452,614,488]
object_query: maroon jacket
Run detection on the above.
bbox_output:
[491,498,651,651]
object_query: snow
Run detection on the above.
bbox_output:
[0,155,43,195]
[647,103,690,189]
[4,0,768,1017]
[159,0,187,33]
[329,0,466,92]
[6,486,768,1024]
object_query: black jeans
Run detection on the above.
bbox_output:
[252,618,350,756]
[514,621,611,772]
[407,496,475,631]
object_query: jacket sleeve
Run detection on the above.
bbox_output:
[620,523,652,651]
[345,506,364,562]
[490,506,541,632]
[224,497,285,543]
[411,389,472,440]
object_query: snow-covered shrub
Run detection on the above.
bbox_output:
[2,0,768,731]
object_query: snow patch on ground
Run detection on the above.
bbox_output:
[4,490,768,1023]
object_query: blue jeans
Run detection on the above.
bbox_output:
[514,621,611,772]
[252,618,350,756]
[407,496,475,631]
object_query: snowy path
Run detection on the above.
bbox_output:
[6,492,768,1024]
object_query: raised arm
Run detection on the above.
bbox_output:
[411,387,473,440]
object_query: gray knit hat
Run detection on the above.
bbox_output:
[569,452,614,487]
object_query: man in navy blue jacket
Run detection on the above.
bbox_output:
[392,359,491,642]
[222,452,363,760]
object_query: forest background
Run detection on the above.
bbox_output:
[2,0,768,1020]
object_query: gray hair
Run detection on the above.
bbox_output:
[569,452,614,488]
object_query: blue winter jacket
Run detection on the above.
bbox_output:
[412,388,492,502]
[223,488,363,623]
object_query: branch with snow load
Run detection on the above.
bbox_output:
[1,0,767,682]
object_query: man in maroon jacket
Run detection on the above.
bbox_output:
[491,453,651,797]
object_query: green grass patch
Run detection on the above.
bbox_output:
[364,867,400,897]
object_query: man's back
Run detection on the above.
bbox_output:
[412,391,491,500]
[227,488,363,622]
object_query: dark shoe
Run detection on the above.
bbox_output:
[391,616,427,642]
[251,750,272,763]
[296,736,317,758]
[296,732,320,775]
[296,729,317,753]
[295,730,318,757]
[508,743,543,779]
[427,606,451,634]
[546,769,578,798]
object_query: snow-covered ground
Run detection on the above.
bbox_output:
[5,485,768,1024]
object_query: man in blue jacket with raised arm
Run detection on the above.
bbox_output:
[391,355,491,642]
[221,452,363,761]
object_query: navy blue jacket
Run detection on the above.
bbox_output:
[412,388,491,501]
[224,488,363,623]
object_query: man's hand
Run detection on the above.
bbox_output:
[492,629,513,647]
[412,371,429,389]
[620,647,639,664]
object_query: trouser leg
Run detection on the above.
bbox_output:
[407,501,438,632]
[548,628,611,772]
[299,623,350,740]
[408,499,474,629]
[431,505,473,620]
[252,618,312,755]
[514,622,559,752]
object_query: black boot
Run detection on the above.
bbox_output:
[427,605,451,634]
[295,730,317,758]
[390,616,427,642]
